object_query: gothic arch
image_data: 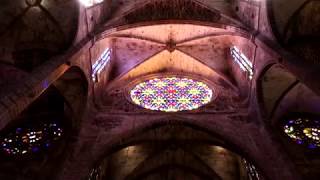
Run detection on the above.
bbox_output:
[89,119,257,180]
[0,84,74,179]
[256,63,298,118]
[75,115,299,180]
[53,66,89,129]
[266,0,320,65]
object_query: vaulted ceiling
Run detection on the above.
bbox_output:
[0,0,78,70]
[269,0,320,63]
[0,1,320,180]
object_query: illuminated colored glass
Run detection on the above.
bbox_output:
[92,48,111,82]
[130,77,213,112]
[243,159,260,180]
[283,117,320,149]
[230,46,253,79]
[1,122,63,156]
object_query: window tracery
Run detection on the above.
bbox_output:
[230,46,253,79]
[243,159,260,180]
[92,48,112,82]
[130,77,213,112]
[283,117,320,149]
[1,122,63,156]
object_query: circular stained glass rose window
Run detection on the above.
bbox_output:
[130,77,213,112]
[283,117,320,149]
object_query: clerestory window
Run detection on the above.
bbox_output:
[92,48,112,82]
[230,46,253,79]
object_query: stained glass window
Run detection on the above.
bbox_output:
[243,159,260,180]
[1,122,63,156]
[92,48,111,82]
[283,117,320,149]
[230,46,253,79]
[130,77,213,112]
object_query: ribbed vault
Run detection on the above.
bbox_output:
[0,0,79,70]
[268,0,320,64]
[0,1,319,180]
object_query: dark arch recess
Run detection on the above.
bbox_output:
[53,66,89,130]
[256,63,298,118]
[0,85,73,180]
[131,164,220,180]
[0,66,88,179]
[92,119,264,179]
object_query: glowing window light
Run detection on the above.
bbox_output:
[243,159,260,180]
[79,0,103,7]
[230,46,253,79]
[130,77,213,112]
[284,117,320,149]
[1,123,63,156]
[92,48,111,82]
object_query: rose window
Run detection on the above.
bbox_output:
[130,77,213,112]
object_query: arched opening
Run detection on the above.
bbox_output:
[268,0,320,64]
[275,113,320,180]
[53,66,89,130]
[264,69,320,179]
[0,66,88,180]
[88,123,263,180]
[0,86,72,180]
[257,64,298,118]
